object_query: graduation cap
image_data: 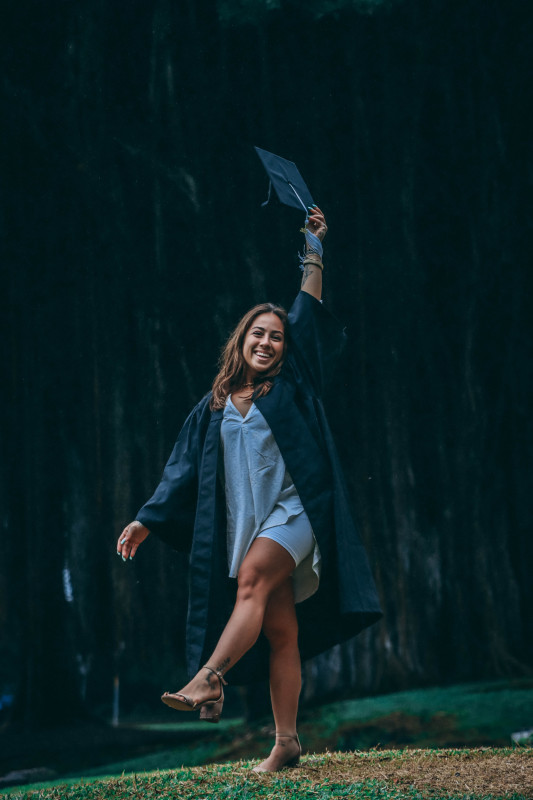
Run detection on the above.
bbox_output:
[254,146,315,213]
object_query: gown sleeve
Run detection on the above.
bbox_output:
[287,290,347,396]
[135,403,202,552]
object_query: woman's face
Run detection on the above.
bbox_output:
[242,312,285,379]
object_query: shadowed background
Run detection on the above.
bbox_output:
[1,0,532,729]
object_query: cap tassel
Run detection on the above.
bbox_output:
[287,181,308,213]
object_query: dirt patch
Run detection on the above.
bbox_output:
[293,748,533,798]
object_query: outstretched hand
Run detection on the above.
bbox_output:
[116,520,150,561]
[306,206,327,243]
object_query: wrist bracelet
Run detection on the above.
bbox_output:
[302,259,324,271]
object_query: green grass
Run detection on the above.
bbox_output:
[2,680,532,797]
[308,678,533,751]
[2,748,532,800]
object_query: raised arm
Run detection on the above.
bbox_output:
[300,206,328,302]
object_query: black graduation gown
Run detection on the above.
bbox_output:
[136,291,382,684]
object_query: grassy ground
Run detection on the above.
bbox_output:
[304,679,533,751]
[1,679,532,796]
[3,747,532,800]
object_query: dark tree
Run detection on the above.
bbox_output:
[1,0,532,728]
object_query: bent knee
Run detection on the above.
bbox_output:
[236,563,272,602]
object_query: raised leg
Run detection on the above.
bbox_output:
[167,537,296,707]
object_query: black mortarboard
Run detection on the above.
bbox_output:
[254,146,315,213]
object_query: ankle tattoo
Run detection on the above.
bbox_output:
[214,657,230,674]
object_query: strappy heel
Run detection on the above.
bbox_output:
[199,692,224,723]
[161,664,227,713]
[252,732,301,773]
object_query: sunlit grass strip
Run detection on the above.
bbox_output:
[4,748,532,800]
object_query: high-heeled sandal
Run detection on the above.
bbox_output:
[252,732,302,773]
[161,664,227,713]
[199,693,224,723]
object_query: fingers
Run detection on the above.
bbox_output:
[306,205,328,241]
[116,521,150,562]
[117,525,133,561]
[117,522,137,561]
[116,528,126,555]
[306,205,327,227]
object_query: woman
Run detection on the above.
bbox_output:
[116,208,382,772]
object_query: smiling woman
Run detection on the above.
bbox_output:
[245,314,284,369]
[209,303,289,414]
[116,208,382,772]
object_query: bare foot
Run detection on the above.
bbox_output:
[253,734,301,773]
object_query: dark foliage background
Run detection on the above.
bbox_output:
[1,0,532,727]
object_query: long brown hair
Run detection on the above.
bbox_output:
[210,303,289,410]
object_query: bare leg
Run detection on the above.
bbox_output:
[253,578,302,771]
[265,578,300,733]
[170,538,296,706]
